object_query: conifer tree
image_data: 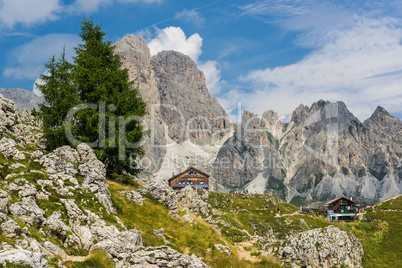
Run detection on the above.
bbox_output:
[38,18,147,175]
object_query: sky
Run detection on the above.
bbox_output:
[1,0,402,122]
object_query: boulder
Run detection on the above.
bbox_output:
[277,225,364,268]
[153,228,165,240]
[177,186,211,215]
[91,229,143,259]
[126,246,209,268]
[9,200,45,226]
[0,249,48,268]
[0,219,22,238]
[0,189,10,215]
[121,190,143,205]
[0,137,25,160]
[44,211,71,238]
[214,244,231,255]
[138,181,177,210]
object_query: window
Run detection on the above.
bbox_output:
[191,181,193,185]
[179,181,181,185]
[200,181,203,185]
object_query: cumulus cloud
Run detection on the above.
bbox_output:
[175,9,205,27]
[0,0,61,28]
[198,61,222,95]
[148,26,203,62]
[228,17,402,121]
[3,33,79,80]
[147,26,224,95]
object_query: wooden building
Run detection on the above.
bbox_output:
[168,167,209,191]
[325,196,357,221]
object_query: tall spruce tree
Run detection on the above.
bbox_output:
[38,18,147,175]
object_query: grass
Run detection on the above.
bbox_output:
[108,180,285,267]
[64,250,115,268]
[342,195,402,267]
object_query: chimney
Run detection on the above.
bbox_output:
[350,196,353,201]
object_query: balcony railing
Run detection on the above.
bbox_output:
[170,184,209,188]
[333,210,357,214]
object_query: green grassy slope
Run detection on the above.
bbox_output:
[342,195,402,268]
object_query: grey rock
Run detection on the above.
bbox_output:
[121,190,143,205]
[91,229,143,259]
[138,181,177,210]
[0,189,10,215]
[41,241,67,258]
[0,219,22,238]
[44,211,71,238]
[60,199,87,222]
[126,246,209,268]
[277,225,364,268]
[0,137,25,160]
[0,249,48,268]
[182,214,195,224]
[214,244,231,255]
[153,228,165,240]
[177,186,211,215]
[9,200,45,226]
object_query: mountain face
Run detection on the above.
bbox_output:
[152,50,230,146]
[0,88,42,110]
[213,100,402,205]
[114,35,232,182]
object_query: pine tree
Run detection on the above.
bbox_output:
[38,49,80,150]
[38,18,147,175]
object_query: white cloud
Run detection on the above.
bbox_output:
[198,61,222,95]
[148,26,203,62]
[147,26,224,96]
[175,9,205,27]
[33,76,46,96]
[228,17,402,121]
[0,0,61,28]
[3,33,79,80]
[68,0,112,13]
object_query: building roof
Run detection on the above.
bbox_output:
[325,196,356,205]
[168,167,210,183]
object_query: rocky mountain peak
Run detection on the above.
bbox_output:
[364,106,402,140]
[291,103,309,124]
[0,88,41,111]
[152,50,231,145]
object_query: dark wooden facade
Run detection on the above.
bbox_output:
[325,196,357,221]
[168,167,209,191]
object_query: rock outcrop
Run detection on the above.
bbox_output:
[39,143,116,214]
[125,246,210,268]
[138,181,177,210]
[272,225,364,268]
[177,186,211,215]
[0,249,48,268]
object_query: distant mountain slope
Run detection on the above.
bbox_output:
[213,100,402,205]
[0,88,41,110]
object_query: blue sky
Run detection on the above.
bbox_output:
[1,0,402,121]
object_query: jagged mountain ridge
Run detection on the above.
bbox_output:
[2,34,401,206]
[213,100,402,205]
